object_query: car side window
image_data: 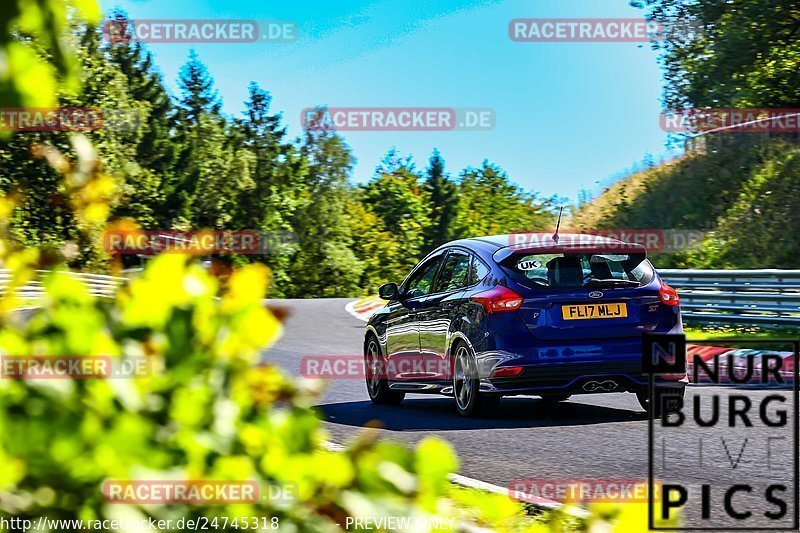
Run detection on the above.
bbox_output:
[468,255,490,285]
[404,255,443,298]
[433,250,471,293]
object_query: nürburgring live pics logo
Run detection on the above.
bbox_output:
[643,333,799,530]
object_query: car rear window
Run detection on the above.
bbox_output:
[500,252,654,289]
[469,256,490,285]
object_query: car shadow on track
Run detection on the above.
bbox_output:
[317,396,648,431]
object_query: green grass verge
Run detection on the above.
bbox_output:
[685,325,800,350]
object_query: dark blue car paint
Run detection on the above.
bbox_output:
[365,236,687,397]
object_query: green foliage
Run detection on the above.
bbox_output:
[232,83,298,296]
[634,0,800,109]
[349,199,405,292]
[360,151,432,278]
[178,114,256,229]
[0,2,676,531]
[285,115,364,297]
[423,149,458,253]
[573,140,800,269]
[354,149,557,289]
[0,6,462,527]
[0,0,100,114]
[105,13,180,228]
[0,247,469,528]
[684,325,800,345]
[0,256,281,515]
[573,145,762,231]
[1,8,556,296]
[686,144,800,268]
[454,161,554,238]
[578,1,800,269]
[178,50,221,123]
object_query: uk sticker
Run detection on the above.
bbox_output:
[517,258,541,270]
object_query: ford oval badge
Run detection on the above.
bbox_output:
[588,291,603,299]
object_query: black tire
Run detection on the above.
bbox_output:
[636,386,685,418]
[364,336,405,405]
[452,342,500,417]
[539,393,571,404]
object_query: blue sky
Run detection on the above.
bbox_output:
[99,0,680,202]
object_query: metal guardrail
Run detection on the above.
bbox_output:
[0,269,126,300]
[0,267,797,326]
[660,269,800,326]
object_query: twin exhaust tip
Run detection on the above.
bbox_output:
[582,380,618,392]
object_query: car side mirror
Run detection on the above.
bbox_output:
[379,282,400,301]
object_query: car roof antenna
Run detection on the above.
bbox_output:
[552,206,564,244]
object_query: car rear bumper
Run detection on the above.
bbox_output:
[477,348,688,395]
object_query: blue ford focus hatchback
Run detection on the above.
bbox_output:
[364,233,687,417]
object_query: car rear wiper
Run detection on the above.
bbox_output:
[585,278,639,288]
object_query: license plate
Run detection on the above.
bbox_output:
[562,303,627,320]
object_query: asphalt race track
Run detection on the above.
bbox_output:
[264,299,797,527]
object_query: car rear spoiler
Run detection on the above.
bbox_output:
[492,239,647,264]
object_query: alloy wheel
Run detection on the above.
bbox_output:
[366,339,381,397]
[454,345,474,411]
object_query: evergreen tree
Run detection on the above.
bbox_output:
[422,148,457,252]
[171,50,232,228]
[237,82,289,228]
[182,115,254,229]
[106,13,177,174]
[235,82,297,294]
[0,22,559,292]
[104,11,178,227]
[178,49,221,123]
[286,108,363,297]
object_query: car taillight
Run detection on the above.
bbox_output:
[470,285,523,313]
[490,366,523,378]
[659,281,680,306]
